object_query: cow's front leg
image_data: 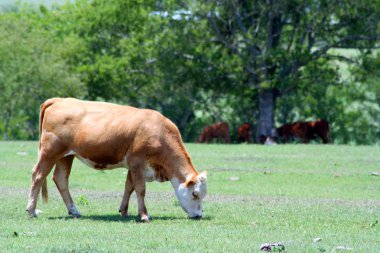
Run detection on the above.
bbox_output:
[119,170,134,217]
[129,159,150,222]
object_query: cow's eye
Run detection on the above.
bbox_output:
[192,192,199,199]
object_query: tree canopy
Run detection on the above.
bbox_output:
[0,0,379,144]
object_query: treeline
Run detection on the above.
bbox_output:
[0,0,379,144]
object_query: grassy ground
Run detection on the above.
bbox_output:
[0,141,379,252]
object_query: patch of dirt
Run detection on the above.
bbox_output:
[206,194,380,208]
[2,186,379,208]
[0,186,174,202]
[225,156,268,162]
[210,166,276,173]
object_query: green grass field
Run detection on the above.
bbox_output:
[0,141,379,252]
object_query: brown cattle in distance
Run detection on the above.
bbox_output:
[276,119,330,144]
[198,122,230,143]
[237,123,253,143]
[27,98,207,222]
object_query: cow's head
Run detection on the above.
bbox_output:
[171,171,207,219]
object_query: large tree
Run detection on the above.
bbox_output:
[194,0,380,140]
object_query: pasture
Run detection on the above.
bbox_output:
[0,141,379,252]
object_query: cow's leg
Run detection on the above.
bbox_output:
[26,157,56,217]
[119,170,134,217]
[27,132,67,217]
[225,134,231,143]
[128,159,150,222]
[52,155,80,217]
[319,132,329,144]
[302,135,309,144]
[298,132,308,144]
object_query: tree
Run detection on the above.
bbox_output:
[0,13,85,140]
[194,0,380,140]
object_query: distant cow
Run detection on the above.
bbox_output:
[198,122,230,143]
[27,98,207,221]
[276,120,330,144]
[237,123,253,143]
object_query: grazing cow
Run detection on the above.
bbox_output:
[276,120,330,144]
[26,98,207,221]
[198,122,230,143]
[237,123,253,143]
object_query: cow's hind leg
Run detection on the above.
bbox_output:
[26,158,56,217]
[319,132,329,144]
[119,170,134,217]
[128,158,150,222]
[53,155,80,217]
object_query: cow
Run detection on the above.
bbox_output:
[198,122,230,143]
[307,119,330,144]
[237,123,253,143]
[276,119,330,144]
[26,98,207,222]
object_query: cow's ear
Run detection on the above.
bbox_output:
[198,171,207,183]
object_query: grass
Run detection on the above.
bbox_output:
[0,141,379,252]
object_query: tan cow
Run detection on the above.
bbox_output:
[26,98,207,221]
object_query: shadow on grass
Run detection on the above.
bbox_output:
[48,214,212,222]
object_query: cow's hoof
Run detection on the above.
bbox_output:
[26,209,41,218]
[120,212,129,217]
[140,215,151,223]
[68,212,81,218]
[27,211,37,218]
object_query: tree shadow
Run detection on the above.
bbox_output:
[48,214,212,222]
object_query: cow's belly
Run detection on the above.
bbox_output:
[65,151,159,182]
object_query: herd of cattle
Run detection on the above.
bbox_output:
[198,119,330,144]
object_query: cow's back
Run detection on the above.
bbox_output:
[40,98,170,165]
[198,122,230,143]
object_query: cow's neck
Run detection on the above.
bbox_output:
[165,145,198,184]
[168,157,198,183]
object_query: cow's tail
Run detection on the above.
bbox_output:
[41,180,48,203]
[39,98,61,203]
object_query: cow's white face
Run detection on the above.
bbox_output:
[171,171,207,218]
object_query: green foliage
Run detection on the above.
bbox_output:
[0,12,85,140]
[276,49,380,145]
[192,0,380,143]
[0,0,379,143]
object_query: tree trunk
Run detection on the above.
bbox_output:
[3,111,11,141]
[257,88,275,142]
